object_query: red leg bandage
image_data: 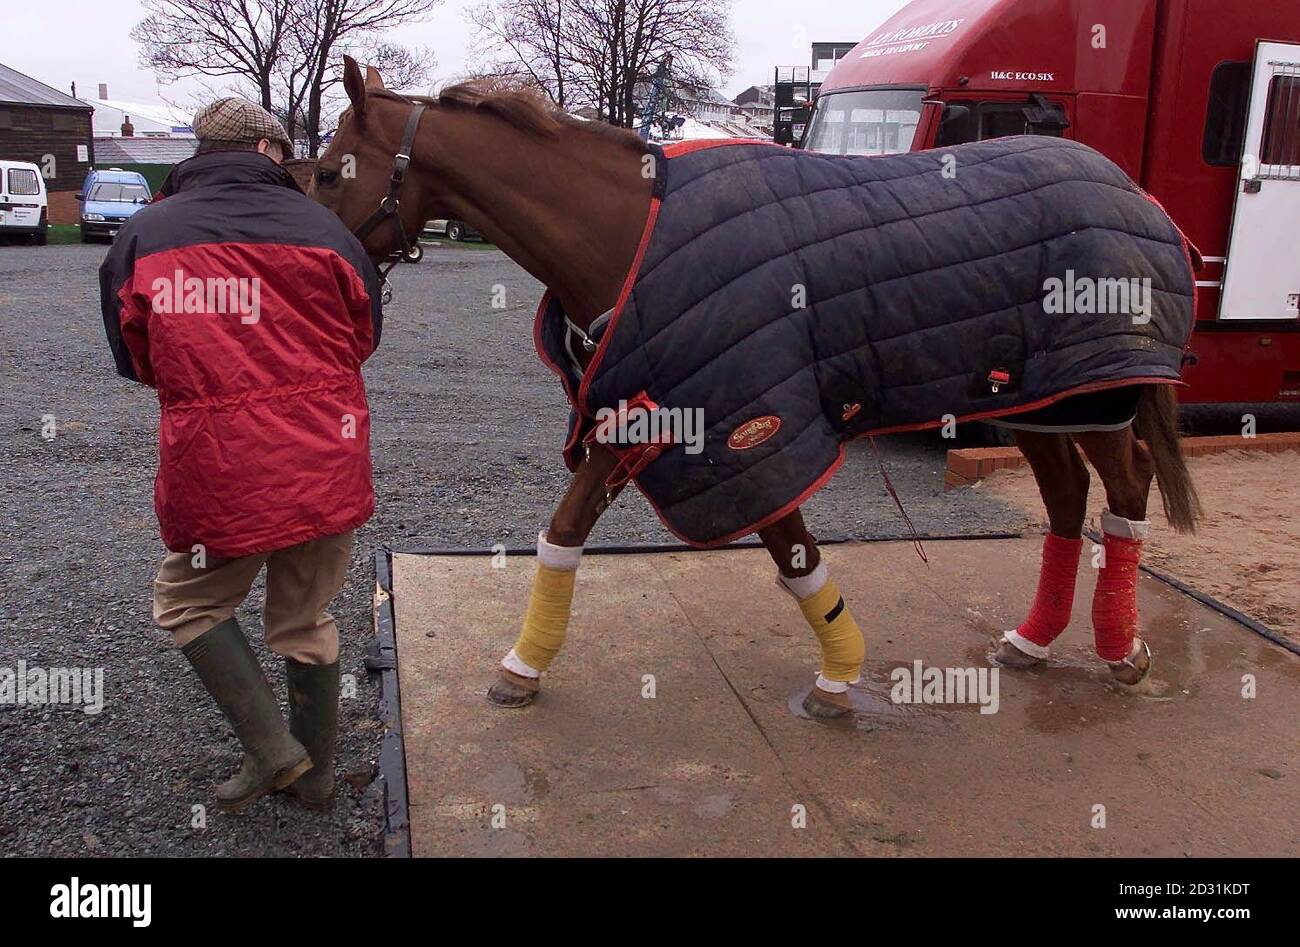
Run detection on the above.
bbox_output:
[1092,533,1143,662]
[1016,533,1084,649]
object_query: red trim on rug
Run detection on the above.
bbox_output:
[631,375,1181,549]
[536,140,769,419]
[1134,186,1200,346]
[531,289,576,404]
[532,141,1196,547]
[857,375,1181,438]
[576,195,663,416]
[634,446,850,550]
[529,289,585,470]
[1136,186,1203,272]
[660,138,776,158]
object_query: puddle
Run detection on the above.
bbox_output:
[1103,675,1173,700]
[477,761,550,803]
[788,677,955,734]
[692,793,735,819]
[651,786,735,820]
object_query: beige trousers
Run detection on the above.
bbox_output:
[153,531,354,664]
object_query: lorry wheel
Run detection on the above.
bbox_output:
[34,228,48,246]
[447,221,464,241]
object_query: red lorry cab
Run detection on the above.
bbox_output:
[803,0,1300,404]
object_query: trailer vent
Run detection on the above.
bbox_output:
[1280,371,1300,401]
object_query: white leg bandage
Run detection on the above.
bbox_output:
[815,674,852,694]
[502,648,542,678]
[778,561,828,599]
[1101,508,1151,540]
[536,530,584,569]
[1002,628,1051,659]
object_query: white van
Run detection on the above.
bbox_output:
[0,160,49,245]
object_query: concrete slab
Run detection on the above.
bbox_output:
[391,539,1300,857]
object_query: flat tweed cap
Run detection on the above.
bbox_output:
[193,97,294,156]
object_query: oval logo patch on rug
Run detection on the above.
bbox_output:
[728,415,782,450]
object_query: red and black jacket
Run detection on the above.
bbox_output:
[100,151,383,558]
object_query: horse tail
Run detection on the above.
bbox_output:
[1134,384,1201,534]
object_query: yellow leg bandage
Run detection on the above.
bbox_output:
[512,563,577,673]
[796,578,865,683]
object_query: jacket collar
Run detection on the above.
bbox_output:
[157,151,303,198]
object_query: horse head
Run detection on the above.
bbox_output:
[312,57,434,266]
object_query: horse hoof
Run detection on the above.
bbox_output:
[1107,638,1153,688]
[991,634,1043,670]
[801,686,852,720]
[487,670,539,708]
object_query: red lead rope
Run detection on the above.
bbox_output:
[869,436,929,564]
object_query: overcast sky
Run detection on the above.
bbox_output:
[8,0,909,109]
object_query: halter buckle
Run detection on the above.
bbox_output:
[349,101,427,297]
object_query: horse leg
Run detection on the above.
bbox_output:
[993,430,1090,668]
[1073,428,1156,686]
[758,509,865,720]
[487,443,623,707]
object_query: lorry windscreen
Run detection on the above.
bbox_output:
[802,88,924,156]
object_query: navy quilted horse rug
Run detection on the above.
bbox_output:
[536,135,1197,546]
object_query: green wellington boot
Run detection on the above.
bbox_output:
[284,658,340,810]
[181,618,313,811]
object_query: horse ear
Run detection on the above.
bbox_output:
[343,55,367,116]
[365,65,386,90]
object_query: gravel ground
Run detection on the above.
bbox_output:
[0,239,1029,857]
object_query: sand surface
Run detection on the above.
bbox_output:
[981,449,1300,640]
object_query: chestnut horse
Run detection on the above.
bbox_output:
[312,58,1200,718]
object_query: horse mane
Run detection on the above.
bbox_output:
[370,83,651,155]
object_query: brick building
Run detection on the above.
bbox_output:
[0,63,94,224]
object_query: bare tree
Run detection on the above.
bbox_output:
[135,0,439,155]
[281,0,439,155]
[468,0,733,126]
[133,0,294,111]
[467,0,569,107]
[287,41,433,146]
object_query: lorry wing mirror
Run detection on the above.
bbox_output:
[1023,94,1070,133]
[934,103,973,148]
[941,104,971,127]
[75,193,85,200]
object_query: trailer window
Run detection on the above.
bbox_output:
[803,89,924,156]
[1202,61,1251,166]
[1259,73,1300,171]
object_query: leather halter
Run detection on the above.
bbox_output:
[352,102,428,290]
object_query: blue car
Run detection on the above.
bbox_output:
[78,168,152,242]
